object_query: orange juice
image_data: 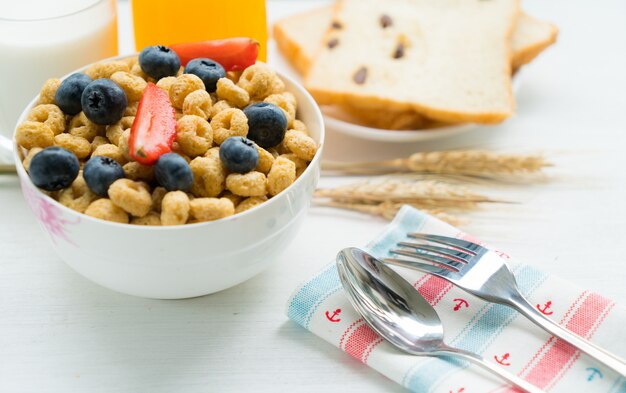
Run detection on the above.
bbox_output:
[131,0,267,61]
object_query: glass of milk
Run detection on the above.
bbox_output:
[0,0,118,146]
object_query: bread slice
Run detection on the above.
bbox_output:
[273,5,557,75]
[304,0,520,124]
[512,13,559,70]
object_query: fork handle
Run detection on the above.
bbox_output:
[437,346,544,393]
[508,293,626,377]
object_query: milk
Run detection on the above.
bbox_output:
[0,0,118,139]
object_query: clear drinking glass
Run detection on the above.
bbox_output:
[0,0,118,142]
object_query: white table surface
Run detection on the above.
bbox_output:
[1,0,626,392]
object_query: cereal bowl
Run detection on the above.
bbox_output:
[12,55,324,299]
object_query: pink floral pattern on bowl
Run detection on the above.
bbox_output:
[21,178,79,246]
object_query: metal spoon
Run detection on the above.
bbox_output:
[336,247,543,393]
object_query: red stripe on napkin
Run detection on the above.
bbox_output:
[501,292,614,392]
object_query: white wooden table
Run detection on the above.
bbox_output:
[1,0,625,392]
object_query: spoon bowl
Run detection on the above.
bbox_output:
[336,247,542,393]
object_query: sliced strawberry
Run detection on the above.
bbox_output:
[129,83,176,165]
[170,37,259,71]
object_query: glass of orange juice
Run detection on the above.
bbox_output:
[131,0,267,61]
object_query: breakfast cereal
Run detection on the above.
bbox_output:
[226,171,267,197]
[54,133,91,159]
[182,90,212,119]
[161,191,190,225]
[267,156,296,196]
[189,197,235,222]
[169,74,205,108]
[176,115,213,157]
[27,104,66,135]
[210,108,249,145]
[18,43,319,226]
[15,121,54,149]
[108,179,152,217]
[37,78,61,105]
[85,198,129,223]
[216,77,250,108]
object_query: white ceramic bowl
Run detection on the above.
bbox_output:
[12,56,324,299]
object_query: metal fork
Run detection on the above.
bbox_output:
[384,233,626,377]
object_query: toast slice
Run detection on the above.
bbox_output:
[512,13,559,70]
[304,0,520,124]
[273,5,557,75]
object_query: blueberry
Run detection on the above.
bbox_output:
[243,102,288,148]
[28,147,79,191]
[54,73,93,115]
[184,58,225,92]
[138,45,181,80]
[219,137,259,174]
[81,79,127,125]
[83,156,125,197]
[154,153,194,191]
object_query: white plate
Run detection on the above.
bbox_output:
[269,39,521,143]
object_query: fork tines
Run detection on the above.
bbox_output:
[388,233,484,272]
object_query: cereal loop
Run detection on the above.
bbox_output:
[189,156,226,197]
[220,191,242,206]
[280,153,308,177]
[111,71,147,102]
[255,145,275,174]
[85,199,129,223]
[130,212,161,226]
[38,78,61,105]
[123,56,138,69]
[108,179,152,217]
[91,136,109,153]
[151,187,167,212]
[92,143,127,165]
[264,93,296,128]
[237,64,275,100]
[176,115,213,157]
[291,119,309,135]
[156,76,177,92]
[161,191,190,226]
[22,147,43,172]
[209,100,232,119]
[189,198,234,222]
[182,90,212,119]
[210,108,249,145]
[123,161,155,182]
[226,171,267,197]
[169,74,205,109]
[15,121,54,149]
[27,104,65,135]
[216,77,250,108]
[117,129,132,161]
[283,130,318,161]
[69,112,104,142]
[86,60,129,80]
[235,196,267,214]
[54,133,91,159]
[267,156,296,196]
[59,172,98,213]
[106,124,124,146]
[124,101,139,116]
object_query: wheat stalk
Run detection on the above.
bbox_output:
[315,200,463,226]
[323,150,549,179]
[315,179,498,210]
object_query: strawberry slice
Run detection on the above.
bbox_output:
[129,83,176,165]
[170,37,259,71]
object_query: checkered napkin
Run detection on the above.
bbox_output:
[286,206,626,392]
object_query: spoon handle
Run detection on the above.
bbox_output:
[437,346,544,393]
